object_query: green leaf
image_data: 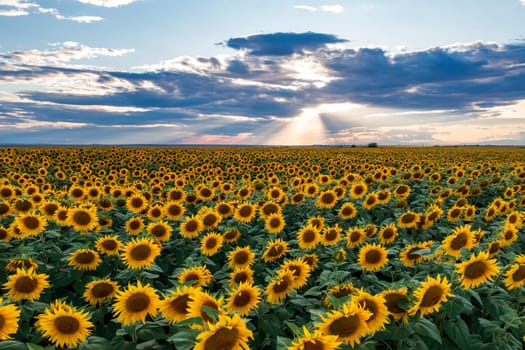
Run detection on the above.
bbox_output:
[0,341,28,350]
[168,329,199,350]
[395,296,409,311]
[443,318,471,350]
[414,318,442,345]
[176,316,204,328]
[201,305,219,322]
[26,345,44,350]
[478,318,501,336]
[285,321,302,336]
[276,336,291,349]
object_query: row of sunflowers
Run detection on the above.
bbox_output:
[0,146,524,349]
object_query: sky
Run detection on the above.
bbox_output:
[1,0,525,145]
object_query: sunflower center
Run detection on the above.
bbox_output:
[407,248,422,260]
[0,228,8,240]
[396,186,408,194]
[272,278,290,293]
[43,203,58,216]
[14,276,37,293]
[359,299,378,321]
[342,207,353,216]
[171,294,190,314]
[217,204,230,215]
[512,265,525,282]
[75,252,96,265]
[353,186,364,195]
[102,240,118,250]
[450,233,468,250]
[129,220,141,230]
[0,188,12,197]
[384,293,406,314]
[325,230,338,241]
[0,203,9,215]
[420,286,443,307]
[350,231,362,243]
[263,204,279,216]
[239,206,252,218]
[151,225,167,237]
[224,230,239,240]
[54,315,80,335]
[205,237,218,249]
[303,340,324,350]
[464,261,487,279]
[450,209,461,218]
[0,314,4,329]
[200,188,212,198]
[508,215,517,224]
[233,251,249,265]
[365,250,382,264]
[234,272,248,284]
[150,208,162,217]
[401,214,415,224]
[233,291,251,307]
[131,197,144,208]
[170,191,183,201]
[333,287,352,298]
[382,228,394,240]
[293,194,304,202]
[489,242,500,254]
[321,193,335,204]
[71,189,84,198]
[73,211,91,226]
[303,230,316,243]
[168,205,182,216]
[268,245,283,256]
[186,220,198,232]
[126,293,150,312]
[428,212,439,221]
[203,214,218,227]
[328,315,360,337]
[92,282,114,298]
[130,244,152,261]
[504,230,514,240]
[269,218,281,228]
[204,327,239,350]
[184,273,199,282]
[366,196,376,205]
[15,200,32,212]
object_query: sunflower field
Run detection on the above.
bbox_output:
[0,146,525,350]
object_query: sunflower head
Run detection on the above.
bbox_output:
[160,286,199,324]
[226,282,261,316]
[358,243,389,272]
[297,224,321,250]
[318,301,371,347]
[68,249,101,271]
[346,226,367,248]
[113,280,160,325]
[353,290,390,334]
[200,232,224,256]
[178,265,212,288]
[83,279,119,305]
[0,300,21,340]
[3,268,50,301]
[228,246,255,269]
[147,221,172,241]
[408,274,453,317]
[262,238,289,263]
[180,215,203,238]
[122,238,162,270]
[379,288,409,323]
[95,235,121,255]
[456,251,500,289]
[193,314,253,350]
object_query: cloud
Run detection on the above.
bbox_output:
[0,0,104,21]
[0,8,28,15]
[224,32,348,56]
[76,0,139,7]
[2,34,525,144]
[294,4,344,13]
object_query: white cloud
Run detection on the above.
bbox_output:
[58,15,103,22]
[0,8,27,15]
[521,0,525,5]
[76,0,139,7]
[320,4,344,13]
[294,5,317,11]
[0,0,38,9]
[1,0,104,21]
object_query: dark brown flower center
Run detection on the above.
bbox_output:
[15,200,32,212]
[131,197,144,208]
[0,203,9,215]
[185,220,199,232]
[126,293,150,312]
[168,204,182,216]
[203,213,218,227]
[512,265,525,282]
[262,204,279,216]
[205,237,218,249]
[22,216,40,230]
[233,251,249,265]
[238,206,253,218]
[233,272,248,284]
[464,261,487,279]
[365,249,382,264]
[171,294,190,315]
[151,225,167,238]
[14,276,37,293]
[91,282,114,298]
[328,315,360,337]
[75,251,96,265]
[73,211,91,226]
[420,286,443,307]
[325,229,338,241]
[350,231,362,243]
[43,203,58,216]
[129,219,142,230]
[321,193,335,204]
[102,239,118,250]
[401,213,416,224]
[130,244,151,261]
[233,291,251,307]
[302,230,316,243]
[382,228,394,240]
[203,327,239,350]
[272,278,290,293]
[269,217,282,228]
[54,316,80,334]
[384,293,407,314]
[450,232,468,250]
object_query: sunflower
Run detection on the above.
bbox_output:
[400,240,434,267]
[426,204,444,223]
[324,283,354,307]
[228,246,255,269]
[200,232,224,256]
[122,238,161,269]
[215,202,234,218]
[362,193,379,210]
[358,243,389,272]
[234,203,257,223]
[408,274,452,317]
[200,209,222,230]
[14,212,47,237]
[36,302,93,348]
[3,268,49,301]
[265,269,296,304]
[0,300,20,340]
[504,260,525,291]
[165,201,185,220]
[487,240,502,258]
[317,190,338,209]
[226,282,261,315]
[317,301,371,347]
[5,258,38,272]
[456,251,499,289]
[304,183,319,197]
[505,211,523,228]
[379,288,409,323]
[349,182,368,199]
[147,204,165,221]
[13,199,34,214]
[95,235,121,255]
[160,286,199,324]
[297,224,321,250]
[178,265,213,288]
[126,193,149,214]
[447,206,463,222]
[67,207,98,233]
[288,327,342,350]
[377,190,391,205]
[0,201,11,218]
[499,224,519,247]
[346,226,367,248]
[196,186,215,201]
[397,211,420,229]
[147,221,172,241]
[290,192,305,205]
[125,216,145,235]
[259,202,282,219]
[113,280,160,325]
[321,224,342,246]
[39,200,60,219]
[262,238,289,263]
[338,202,357,220]
[464,205,476,221]
[261,212,285,234]
[180,215,203,238]
[334,248,347,261]
[229,268,254,288]
[393,184,411,199]
[83,279,120,305]
[187,290,224,325]
[307,215,325,230]
[68,249,101,271]
[353,290,389,335]
[0,226,10,241]
[0,185,16,200]
[281,259,311,289]
[441,225,474,258]
[194,314,253,350]
[378,224,398,245]
[223,228,241,243]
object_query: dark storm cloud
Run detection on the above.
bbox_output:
[224,32,348,56]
